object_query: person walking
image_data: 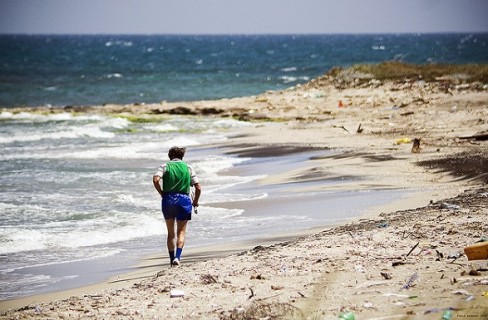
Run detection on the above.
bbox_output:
[153,146,201,266]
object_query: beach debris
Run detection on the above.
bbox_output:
[442,310,453,320]
[200,274,218,284]
[394,137,411,145]
[170,289,185,298]
[469,269,481,276]
[338,100,346,108]
[158,286,171,293]
[411,138,421,153]
[248,287,255,299]
[447,251,461,260]
[436,249,444,261]
[383,292,410,298]
[35,305,42,314]
[354,264,365,273]
[465,295,475,301]
[392,260,408,267]
[406,241,420,257]
[356,123,363,133]
[451,289,471,296]
[402,272,418,290]
[458,133,488,141]
[400,111,415,116]
[338,311,355,320]
[380,272,392,280]
[451,289,475,301]
[464,241,488,260]
[271,285,284,290]
[440,202,461,210]
[223,302,302,319]
[424,307,458,316]
[376,222,388,228]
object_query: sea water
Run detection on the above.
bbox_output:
[0,112,258,299]
[1,34,487,108]
[1,34,487,300]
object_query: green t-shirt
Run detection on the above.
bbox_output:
[162,161,191,194]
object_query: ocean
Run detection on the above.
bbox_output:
[1,34,487,108]
[1,34,487,301]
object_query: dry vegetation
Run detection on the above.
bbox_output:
[327,61,488,83]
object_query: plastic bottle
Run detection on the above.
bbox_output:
[338,311,355,320]
[442,310,453,320]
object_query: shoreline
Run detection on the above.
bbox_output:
[0,143,450,309]
[0,178,467,313]
[1,76,487,318]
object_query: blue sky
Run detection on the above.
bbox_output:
[1,0,487,34]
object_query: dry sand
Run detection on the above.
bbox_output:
[1,77,487,319]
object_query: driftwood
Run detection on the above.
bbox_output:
[458,133,488,141]
[411,138,421,153]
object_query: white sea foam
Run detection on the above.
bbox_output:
[279,75,310,83]
[105,40,133,47]
[106,73,123,79]
[100,117,130,129]
[147,123,179,132]
[0,126,115,144]
[281,67,297,72]
[0,136,202,160]
[63,139,200,160]
[0,229,48,254]
[0,111,104,122]
[0,212,163,255]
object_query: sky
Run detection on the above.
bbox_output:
[1,0,487,35]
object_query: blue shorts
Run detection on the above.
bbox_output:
[161,193,192,221]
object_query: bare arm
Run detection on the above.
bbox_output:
[192,183,201,207]
[152,175,163,197]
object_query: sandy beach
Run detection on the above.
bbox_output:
[1,70,487,319]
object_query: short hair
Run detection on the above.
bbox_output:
[168,146,186,160]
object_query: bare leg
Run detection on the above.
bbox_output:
[165,218,176,252]
[176,220,188,249]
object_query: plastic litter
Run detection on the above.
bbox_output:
[442,310,453,320]
[338,311,355,320]
[464,241,488,260]
[439,202,460,210]
[170,289,185,298]
[394,137,411,145]
[402,272,418,289]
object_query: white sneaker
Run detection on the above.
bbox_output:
[172,258,180,266]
